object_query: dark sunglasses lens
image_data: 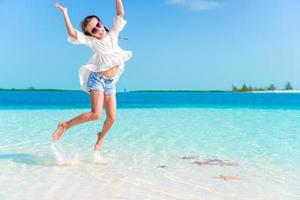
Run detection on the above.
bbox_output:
[91,28,97,34]
[96,22,102,28]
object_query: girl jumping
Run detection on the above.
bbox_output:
[52,0,132,154]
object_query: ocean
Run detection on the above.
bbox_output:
[0,91,299,200]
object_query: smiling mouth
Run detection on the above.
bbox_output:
[98,29,104,35]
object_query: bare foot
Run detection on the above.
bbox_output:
[52,121,67,142]
[94,132,102,152]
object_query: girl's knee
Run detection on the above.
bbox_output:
[107,116,116,123]
[91,112,101,120]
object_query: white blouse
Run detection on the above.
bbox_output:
[67,16,132,93]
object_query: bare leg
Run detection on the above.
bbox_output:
[52,91,104,141]
[94,94,117,151]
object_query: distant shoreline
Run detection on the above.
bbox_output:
[130,90,229,93]
[0,89,79,92]
[132,90,300,93]
[0,89,229,93]
[250,90,300,93]
[0,89,300,93]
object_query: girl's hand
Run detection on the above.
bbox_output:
[55,2,67,12]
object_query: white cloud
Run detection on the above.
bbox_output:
[166,0,221,11]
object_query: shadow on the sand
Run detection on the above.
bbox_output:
[0,153,57,166]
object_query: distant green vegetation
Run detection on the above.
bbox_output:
[0,86,78,92]
[130,90,227,93]
[232,82,294,92]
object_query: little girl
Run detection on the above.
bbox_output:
[52,0,132,153]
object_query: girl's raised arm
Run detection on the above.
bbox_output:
[55,2,77,39]
[116,0,124,17]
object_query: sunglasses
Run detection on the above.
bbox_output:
[91,21,103,35]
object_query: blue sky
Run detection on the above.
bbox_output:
[0,0,300,91]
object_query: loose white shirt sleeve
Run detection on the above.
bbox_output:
[67,29,94,48]
[109,16,127,37]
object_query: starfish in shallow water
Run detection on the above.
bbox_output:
[181,155,199,160]
[213,175,240,181]
[193,159,239,167]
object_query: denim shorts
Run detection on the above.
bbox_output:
[87,72,116,95]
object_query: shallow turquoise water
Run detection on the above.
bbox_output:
[0,107,299,199]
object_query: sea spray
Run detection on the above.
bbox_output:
[51,142,80,165]
[93,150,107,164]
